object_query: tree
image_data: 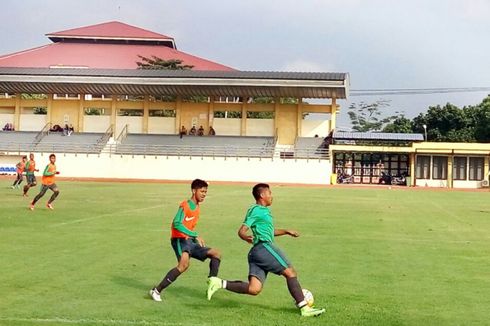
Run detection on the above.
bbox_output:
[473,95,490,141]
[382,116,413,133]
[347,100,400,132]
[136,56,194,70]
[414,103,475,142]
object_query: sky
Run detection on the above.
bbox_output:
[1,0,490,128]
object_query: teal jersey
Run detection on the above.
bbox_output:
[243,204,274,245]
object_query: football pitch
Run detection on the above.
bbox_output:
[1,181,489,326]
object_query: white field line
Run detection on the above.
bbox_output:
[305,234,489,244]
[49,204,164,228]
[0,317,194,325]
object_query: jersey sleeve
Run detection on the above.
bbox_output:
[43,164,56,176]
[243,207,256,228]
[172,207,198,237]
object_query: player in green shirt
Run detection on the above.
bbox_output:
[206,183,325,317]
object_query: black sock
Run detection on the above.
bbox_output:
[156,267,182,292]
[225,281,249,294]
[208,258,220,277]
[286,277,305,307]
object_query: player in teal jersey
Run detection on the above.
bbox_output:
[206,183,325,317]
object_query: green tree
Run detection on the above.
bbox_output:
[136,56,194,70]
[382,116,413,133]
[347,100,399,132]
[473,95,490,141]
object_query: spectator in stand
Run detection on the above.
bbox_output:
[179,126,187,139]
[2,122,14,131]
[189,126,197,136]
[197,125,205,136]
[208,126,216,136]
[50,124,63,132]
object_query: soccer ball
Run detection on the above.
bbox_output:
[302,289,314,307]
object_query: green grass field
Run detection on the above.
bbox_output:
[1,180,489,326]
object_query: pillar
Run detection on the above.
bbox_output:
[78,94,85,132]
[47,94,53,125]
[14,93,21,131]
[297,99,303,137]
[447,155,453,188]
[330,97,337,131]
[175,96,182,133]
[110,95,117,135]
[143,95,149,133]
[241,100,247,136]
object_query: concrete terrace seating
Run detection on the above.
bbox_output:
[116,134,276,157]
[294,137,329,159]
[0,131,38,152]
[35,132,106,153]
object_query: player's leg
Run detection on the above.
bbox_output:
[46,184,60,209]
[149,238,191,301]
[206,248,221,277]
[30,185,48,209]
[282,264,325,317]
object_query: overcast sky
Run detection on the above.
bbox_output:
[2,0,490,128]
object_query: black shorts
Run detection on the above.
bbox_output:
[248,242,291,284]
[171,238,210,262]
[26,174,37,185]
[40,183,58,192]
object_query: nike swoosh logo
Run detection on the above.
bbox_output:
[184,216,195,222]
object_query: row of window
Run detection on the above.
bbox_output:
[416,155,484,180]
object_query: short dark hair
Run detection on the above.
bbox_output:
[191,179,208,189]
[252,183,270,200]
[49,154,56,159]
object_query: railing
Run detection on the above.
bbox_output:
[95,124,114,150]
[116,124,129,143]
[0,140,329,159]
[33,122,52,145]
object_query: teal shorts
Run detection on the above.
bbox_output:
[247,242,291,284]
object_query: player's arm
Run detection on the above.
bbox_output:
[238,224,253,244]
[43,165,56,176]
[172,207,198,238]
[274,229,299,237]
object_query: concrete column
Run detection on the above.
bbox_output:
[111,95,117,135]
[447,155,453,188]
[241,100,247,136]
[297,100,303,137]
[143,95,149,133]
[175,96,182,133]
[330,98,337,131]
[47,94,53,124]
[78,94,85,132]
[208,100,214,131]
[274,97,280,139]
[14,94,21,130]
[409,153,416,186]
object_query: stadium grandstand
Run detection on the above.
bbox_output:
[1,21,488,187]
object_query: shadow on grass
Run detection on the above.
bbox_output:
[111,275,297,315]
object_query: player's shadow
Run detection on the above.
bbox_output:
[111,275,296,315]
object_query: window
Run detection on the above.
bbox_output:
[117,109,143,116]
[432,156,448,180]
[149,109,176,117]
[453,157,467,180]
[469,157,484,181]
[416,155,430,179]
[84,108,107,116]
[214,111,242,118]
[247,111,274,119]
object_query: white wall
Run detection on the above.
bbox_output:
[301,120,330,137]
[212,118,241,136]
[415,179,448,188]
[116,116,143,135]
[20,115,47,131]
[0,152,332,185]
[0,113,14,128]
[83,116,111,132]
[452,180,481,189]
[246,119,274,136]
[148,117,176,134]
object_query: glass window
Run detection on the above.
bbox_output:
[432,156,448,180]
[453,157,467,180]
[469,157,484,181]
[416,155,430,179]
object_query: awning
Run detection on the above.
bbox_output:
[0,67,349,99]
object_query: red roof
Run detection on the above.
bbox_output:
[47,21,174,41]
[0,42,234,70]
[0,21,234,71]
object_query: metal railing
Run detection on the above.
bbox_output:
[33,122,52,145]
[116,124,129,143]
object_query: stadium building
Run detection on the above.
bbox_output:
[0,22,488,188]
